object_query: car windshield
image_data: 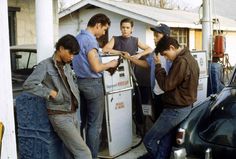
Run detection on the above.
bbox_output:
[11,51,37,74]
[11,44,37,98]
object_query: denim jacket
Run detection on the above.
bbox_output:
[23,55,80,112]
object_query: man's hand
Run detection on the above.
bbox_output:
[121,52,130,59]
[153,54,161,65]
[50,90,58,99]
[108,60,119,68]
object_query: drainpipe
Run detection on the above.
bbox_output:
[0,0,17,158]
[202,0,213,61]
[35,0,54,62]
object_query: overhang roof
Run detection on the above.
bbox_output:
[59,0,236,31]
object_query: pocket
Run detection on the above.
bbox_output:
[80,84,104,100]
[53,90,64,104]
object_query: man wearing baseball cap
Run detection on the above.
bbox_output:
[150,23,170,36]
[149,23,171,120]
[122,23,171,118]
[122,23,172,158]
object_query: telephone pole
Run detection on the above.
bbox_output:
[202,0,213,61]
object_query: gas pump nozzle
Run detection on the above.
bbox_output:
[106,56,122,76]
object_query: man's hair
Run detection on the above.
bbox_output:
[120,18,134,27]
[87,13,111,27]
[55,34,80,55]
[155,36,180,55]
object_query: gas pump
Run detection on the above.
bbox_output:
[98,55,133,158]
[191,51,208,105]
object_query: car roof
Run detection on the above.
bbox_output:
[10,44,36,53]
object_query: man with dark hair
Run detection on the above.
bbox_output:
[23,34,92,159]
[87,13,111,27]
[139,36,199,159]
[72,13,118,159]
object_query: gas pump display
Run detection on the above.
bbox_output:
[101,55,132,93]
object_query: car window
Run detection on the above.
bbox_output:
[14,51,37,70]
[10,45,37,100]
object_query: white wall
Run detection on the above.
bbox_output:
[132,21,150,50]
[8,0,58,45]
[225,32,236,66]
[59,11,80,36]
[146,29,155,50]
[8,0,36,44]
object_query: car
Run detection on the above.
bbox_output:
[10,44,37,99]
[173,66,236,159]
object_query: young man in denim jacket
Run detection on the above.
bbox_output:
[23,34,92,159]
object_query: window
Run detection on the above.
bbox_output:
[8,7,20,46]
[171,28,189,48]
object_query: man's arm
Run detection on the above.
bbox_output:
[23,62,53,99]
[102,37,122,55]
[155,57,187,91]
[132,39,152,59]
[88,48,118,73]
[122,52,149,68]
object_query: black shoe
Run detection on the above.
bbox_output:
[137,153,153,159]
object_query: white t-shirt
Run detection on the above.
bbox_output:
[153,56,171,95]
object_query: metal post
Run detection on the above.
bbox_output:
[35,0,54,62]
[202,0,213,61]
[0,0,17,158]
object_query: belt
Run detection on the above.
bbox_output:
[77,77,103,81]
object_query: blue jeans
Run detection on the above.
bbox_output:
[143,106,192,159]
[48,112,92,159]
[77,78,105,158]
[207,62,225,96]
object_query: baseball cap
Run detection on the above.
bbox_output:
[150,23,170,36]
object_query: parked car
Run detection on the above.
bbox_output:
[173,66,236,159]
[11,44,37,99]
